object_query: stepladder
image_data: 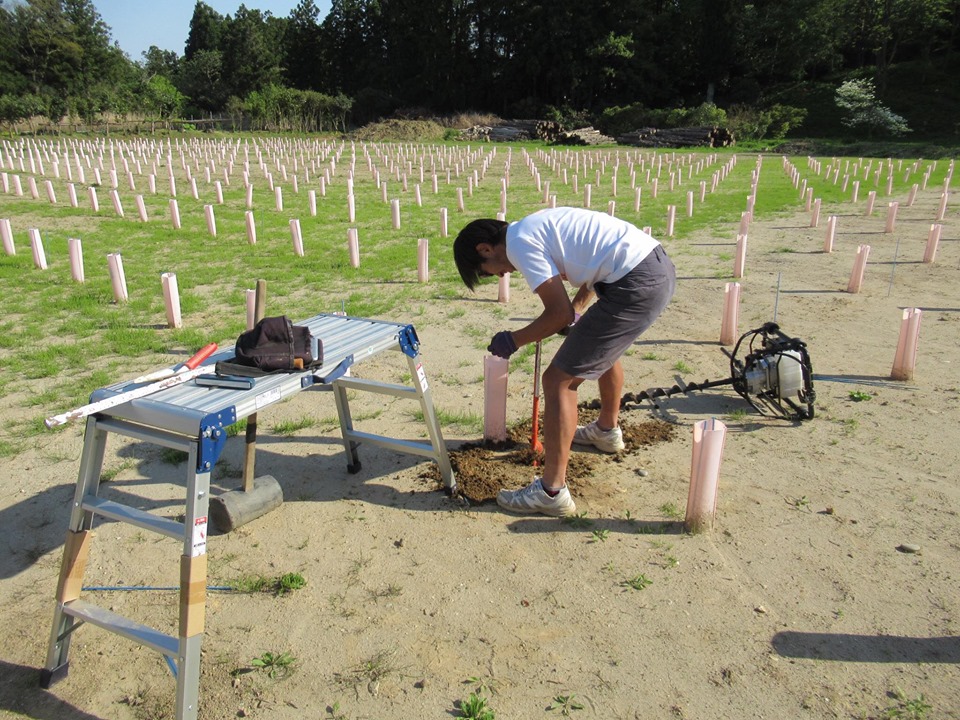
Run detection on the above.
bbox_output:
[40,413,212,719]
[40,314,455,719]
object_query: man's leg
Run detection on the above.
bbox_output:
[495,363,581,516]
[596,359,624,431]
[541,364,583,491]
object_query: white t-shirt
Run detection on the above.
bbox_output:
[505,207,659,292]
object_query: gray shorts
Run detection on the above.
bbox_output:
[551,245,675,380]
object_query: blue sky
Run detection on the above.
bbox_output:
[94,1,332,61]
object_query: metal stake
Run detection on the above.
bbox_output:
[773,271,782,323]
[887,236,901,297]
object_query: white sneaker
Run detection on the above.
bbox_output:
[496,478,577,517]
[573,420,625,453]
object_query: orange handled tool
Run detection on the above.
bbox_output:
[531,340,544,457]
[181,342,219,370]
[130,342,219,384]
[46,343,219,428]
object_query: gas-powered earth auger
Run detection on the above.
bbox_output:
[617,323,816,422]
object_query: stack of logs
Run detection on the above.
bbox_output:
[616,126,734,148]
[555,127,616,146]
[459,119,563,142]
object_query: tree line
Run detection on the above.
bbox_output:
[0,0,958,137]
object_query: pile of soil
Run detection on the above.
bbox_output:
[424,406,677,503]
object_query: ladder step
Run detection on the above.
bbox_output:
[82,496,184,540]
[344,429,438,459]
[334,376,417,399]
[62,599,179,658]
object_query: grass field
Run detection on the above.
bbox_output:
[0,134,947,455]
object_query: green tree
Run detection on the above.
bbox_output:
[61,0,132,120]
[285,0,324,91]
[13,0,79,119]
[0,3,24,95]
[143,75,186,118]
[836,0,953,89]
[178,48,225,112]
[140,45,180,79]
[8,0,133,122]
[0,93,46,131]
[184,1,224,60]
[220,5,285,100]
[319,0,385,97]
[330,92,353,131]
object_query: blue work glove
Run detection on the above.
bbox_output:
[488,331,518,359]
[558,312,581,337]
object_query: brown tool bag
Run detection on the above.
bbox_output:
[217,316,322,376]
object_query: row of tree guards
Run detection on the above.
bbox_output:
[1,138,950,348]
[0,136,746,305]
[1,137,952,531]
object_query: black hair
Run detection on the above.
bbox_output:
[453,218,508,290]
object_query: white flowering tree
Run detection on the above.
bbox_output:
[835,79,911,137]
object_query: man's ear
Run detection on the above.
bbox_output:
[476,242,493,258]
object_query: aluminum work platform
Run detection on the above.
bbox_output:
[40,313,455,720]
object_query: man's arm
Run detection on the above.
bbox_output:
[570,284,595,316]
[511,275,575,347]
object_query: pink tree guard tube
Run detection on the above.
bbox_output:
[685,418,727,534]
[107,252,128,302]
[734,234,747,278]
[923,224,942,264]
[290,218,304,257]
[891,308,922,381]
[498,273,510,303]
[204,205,217,237]
[417,238,429,283]
[29,228,47,270]
[68,237,84,282]
[847,244,871,293]
[0,218,14,255]
[719,282,741,346]
[245,289,256,330]
[824,215,838,253]
[110,189,124,218]
[161,272,182,329]
[347,228,360,268]
[810,198,821,228]
[483,355,509,443]
[885,202,899,233]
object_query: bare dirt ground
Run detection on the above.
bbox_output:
[2,157,959,720]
